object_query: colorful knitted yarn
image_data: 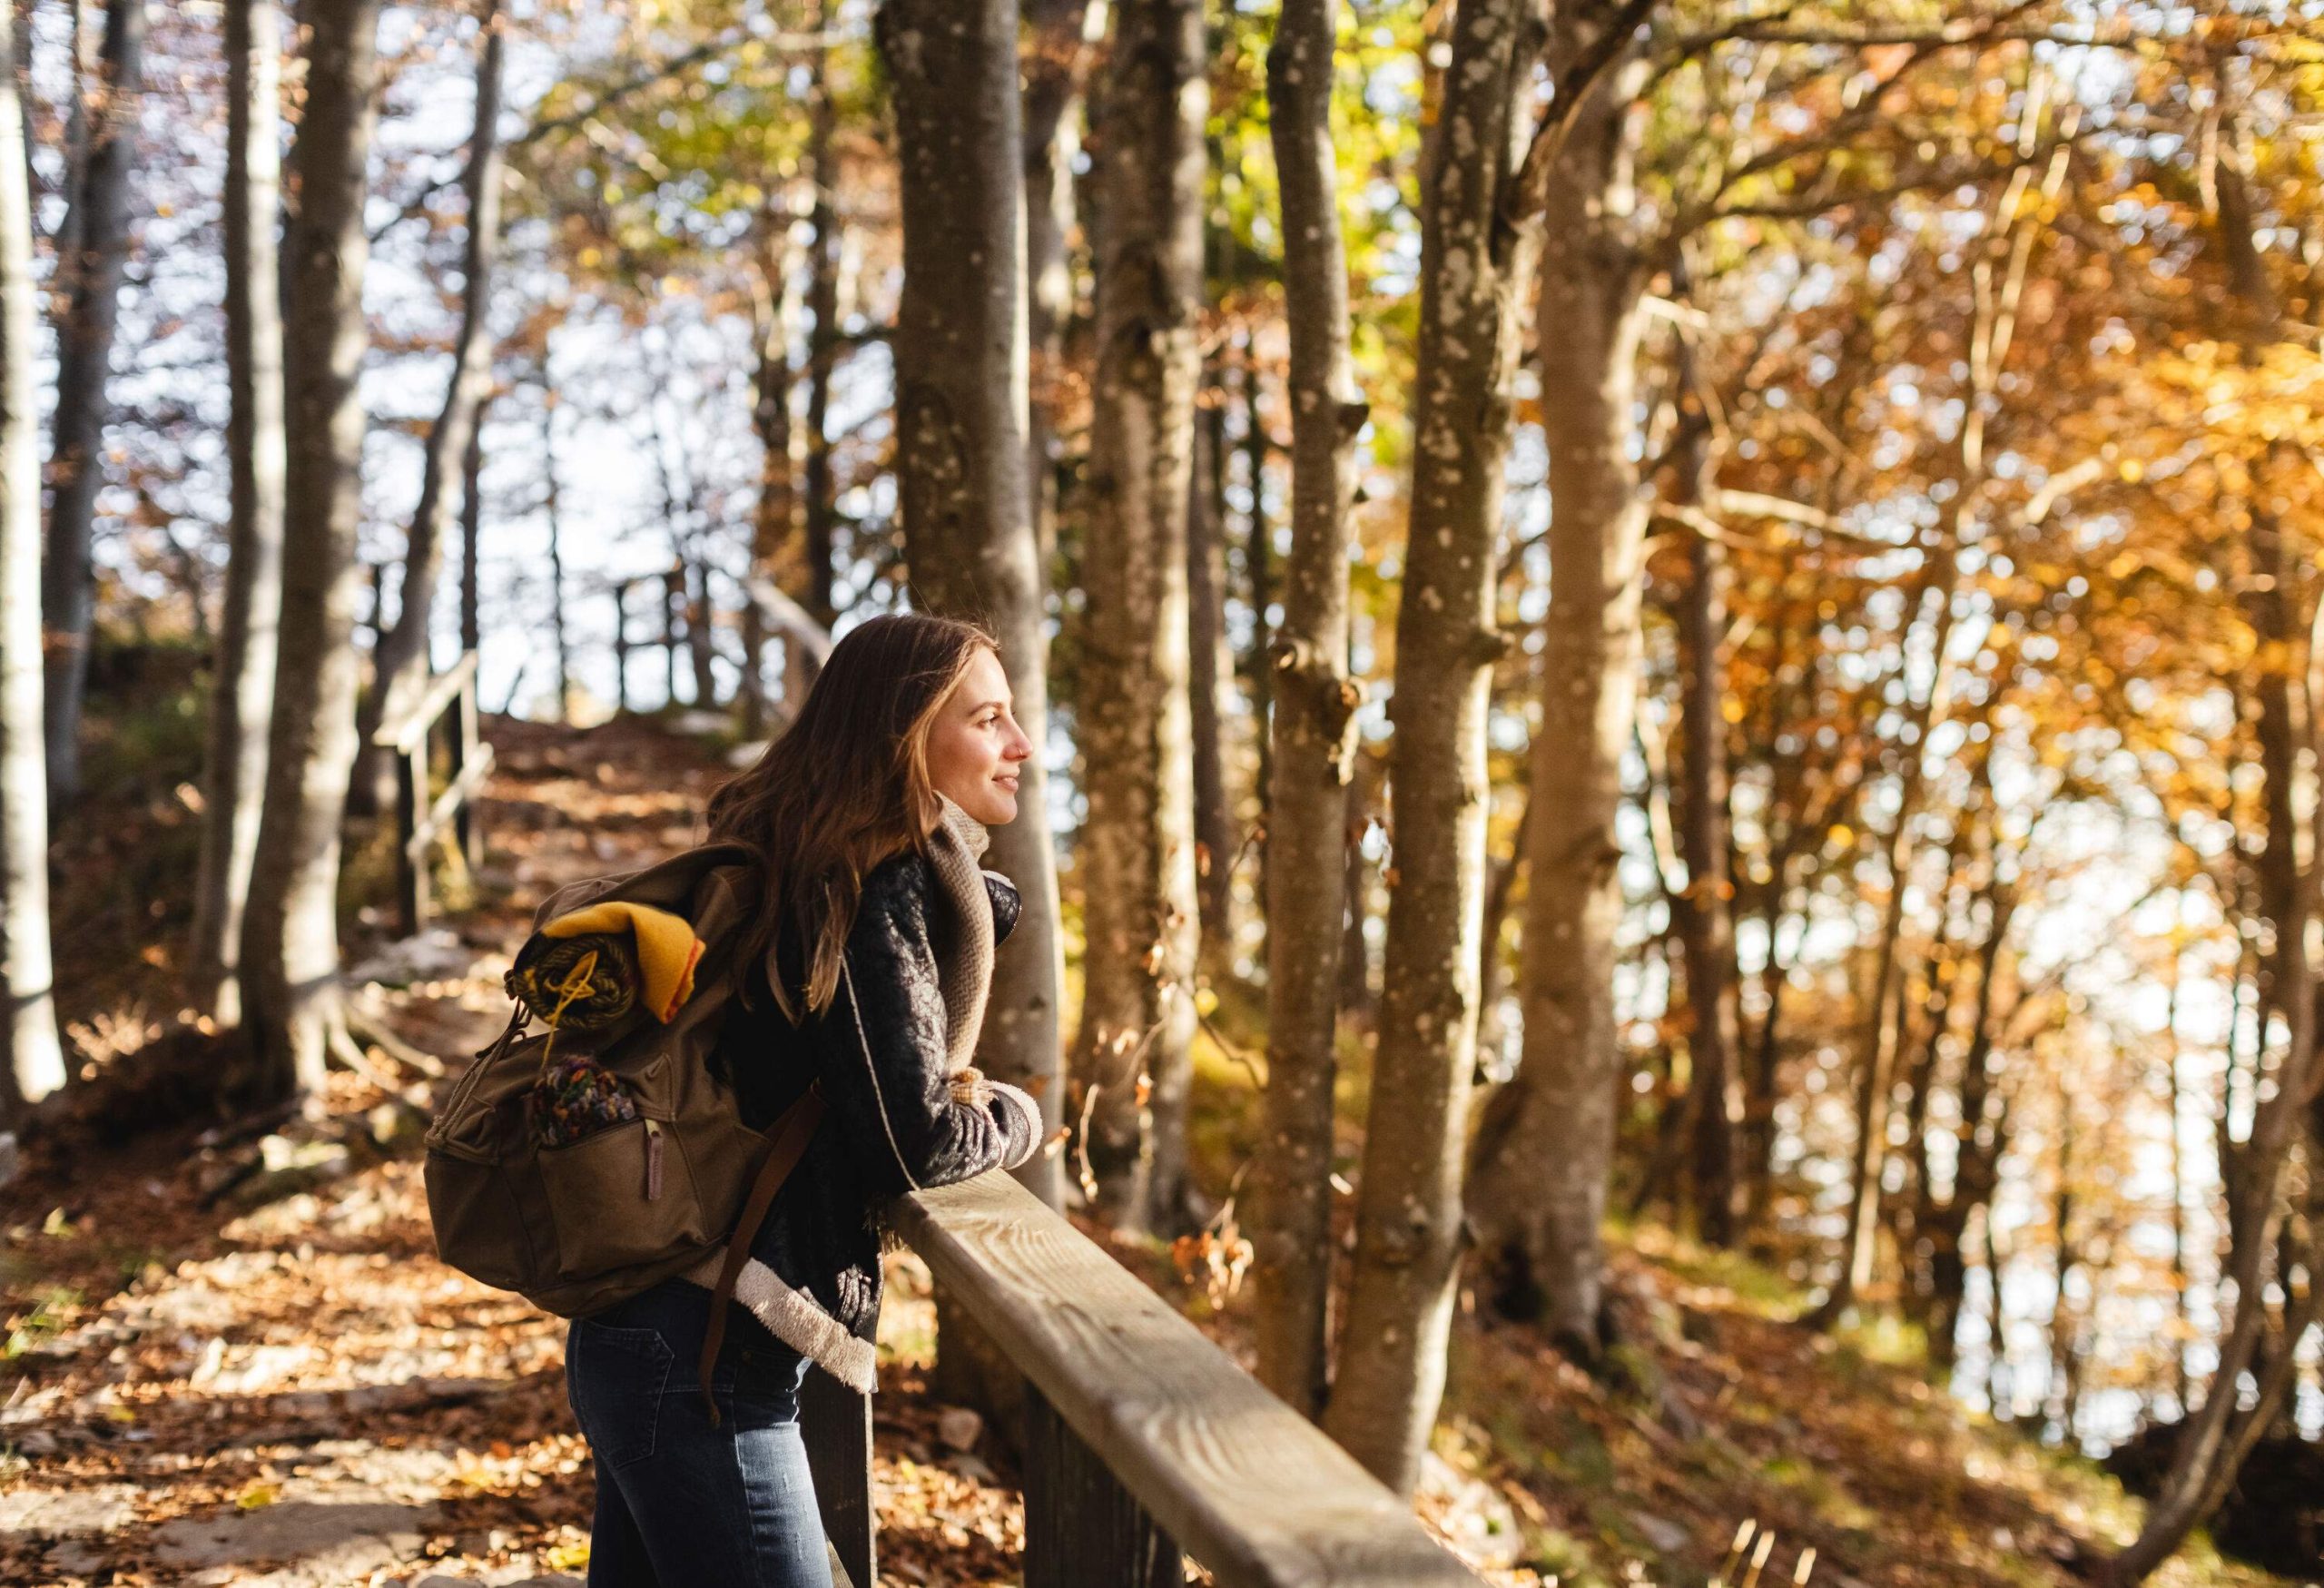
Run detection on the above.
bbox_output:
[529,1053,640,1147]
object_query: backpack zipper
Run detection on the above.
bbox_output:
[644,1119,665,1200]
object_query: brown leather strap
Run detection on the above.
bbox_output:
[699,1082,826,1425]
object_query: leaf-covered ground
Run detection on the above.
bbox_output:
[0,714,2300,1586]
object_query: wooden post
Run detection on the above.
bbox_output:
[451,666,481,867]
[613,581,631,715]
[395,744,427,936]
[1023,1384,1182,1587]
[662,566,683,706]
[800,1367,875,1588]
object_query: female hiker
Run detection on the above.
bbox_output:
[563,612,1046,1587]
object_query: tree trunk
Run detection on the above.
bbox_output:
[880,0,1066,1211]
[52,0,92,273]
[1324,0,1538,1495]
[188,0,286,1031]
[1474,785,1531,1073]
[1668,341,1740,1247]
[0,0,60,1113]
[1247,0,1365,1420]
[1021,0,1094,578]
[239,0,382,1102]
[1923,872,2013,1373]
[2047,1083,2080,1435]
[743,204,796,739]
[8,0,32,235]
[539,376,571,722]
[41,0,143,804]
[803,13,840,628]
[661,565,681,704]
[1187,390,1239,972]
[1740,879,1790,1230]
[359,3,504,793]
[1337,750,1375,1026]
[1068,0,1206,1236]
[1464,2,1648,1362]
[684,553,714,707]
[1242,350,1274,845]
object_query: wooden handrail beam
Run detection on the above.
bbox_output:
[890,1174,1487,1588]
[401,744,496,861]
[374,649,481,755]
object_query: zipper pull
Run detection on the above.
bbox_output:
[645,1119,665,1201]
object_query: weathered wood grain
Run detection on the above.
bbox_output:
[892,1173,1487,1588]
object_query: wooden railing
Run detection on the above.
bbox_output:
[802,1172,1490,1587]
[371,649,494,937]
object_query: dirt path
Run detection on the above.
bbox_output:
[1,717,1026,1587]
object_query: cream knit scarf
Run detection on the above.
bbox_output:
[926,792,999,1101]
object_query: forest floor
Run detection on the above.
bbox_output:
[0,708,2303,1587]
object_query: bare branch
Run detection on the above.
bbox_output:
[1502,0,1663,225]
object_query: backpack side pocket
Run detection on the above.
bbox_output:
[536,1117,709,1280]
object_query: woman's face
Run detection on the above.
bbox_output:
[925,646,1033,827]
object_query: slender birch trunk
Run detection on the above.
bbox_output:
[1070,0,1206,1235]
[1324,0,1540,1494]
[240,0,382,1101]
[0,0,59,1112]
[1187,394,1239,969]
[1021,0,1096,576]
[188,0,286,1031]
[538,373,571,723]
[41,0,143,803]
[742,204,795,739]
[1250,0,1365,1421]
[880,0,1065,1210]
[1464,3,1649,1360]
[1669,340,1740,1246]
[460,407,485,657]
[359,3,504,794]
[803,14,840,628]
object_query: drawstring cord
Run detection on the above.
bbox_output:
[534,948,601,1076]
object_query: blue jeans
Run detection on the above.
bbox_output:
[564,1279,834,1588]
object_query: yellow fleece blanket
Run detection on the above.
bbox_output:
[540,901,704,1023]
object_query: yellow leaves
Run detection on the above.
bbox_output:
[235,1481,279,1511]
[543,1542,592,1571]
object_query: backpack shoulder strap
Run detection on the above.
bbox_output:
[696,1080,827,1425]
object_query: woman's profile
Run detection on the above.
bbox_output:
[561,611,1045,1587]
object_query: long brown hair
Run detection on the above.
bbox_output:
[707,611,999,1022]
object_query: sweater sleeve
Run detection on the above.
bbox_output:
[806,861,1041,1197]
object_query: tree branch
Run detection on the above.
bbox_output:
[1502,0,1663,225]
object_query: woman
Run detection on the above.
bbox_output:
[563,612,1046,1587]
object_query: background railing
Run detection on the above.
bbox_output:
[370,649,493,937]
[802,1172,1490,1588]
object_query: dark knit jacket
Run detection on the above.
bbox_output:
[700,849,1041,1389]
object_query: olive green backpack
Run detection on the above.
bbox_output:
[423,843,823,1323]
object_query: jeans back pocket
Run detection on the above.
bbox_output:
[566,1318,674,1471]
